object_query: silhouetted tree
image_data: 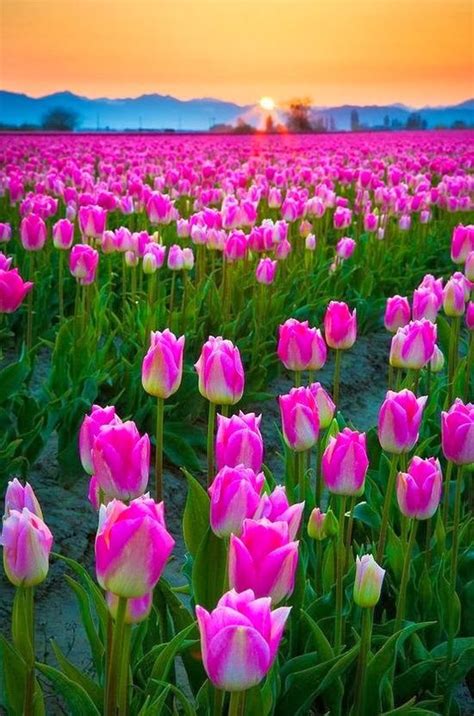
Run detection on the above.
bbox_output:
[265,115,275,133]
[350,110,360,131]
[233,118,256,134]
[41,107,79,131]
[286,98,313,132]
[406,113,427,130]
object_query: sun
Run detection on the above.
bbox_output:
[259,96,276,112]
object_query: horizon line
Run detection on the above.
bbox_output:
[2,88,473,112]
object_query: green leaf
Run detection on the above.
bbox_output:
[192,527,227,610]
[64,575,105,677]
[386,526,404,583]
[182,468,210,558]
[0,633,26,713]
[36,663,100,715]
[353,501,381,530]
[0,346,31,404]
[364,622,434,715]
[301,612,343,716]
[50,640,103,709]
[148,623,196,693]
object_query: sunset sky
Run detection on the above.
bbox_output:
[1,0,473,107]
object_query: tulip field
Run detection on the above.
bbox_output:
[0,130,473,716]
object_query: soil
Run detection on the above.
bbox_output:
[1,329,473,714]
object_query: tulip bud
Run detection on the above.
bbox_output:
[256,258,277,285]
[336,237,356,260]
[79,404,122,475]
[1,508,53,587]
[396,456,442,520]
[195,336,245,405]
[443,277,466,317]
[253,485,304,540]
[466,302,474,331]
[20,214,47,251]
[441,399,474,465]
[353,554,385,608]
[4,478,43,519]
[52,219,74,250]
[465,251,474,283]
[451,224,474,264]
[209,465,265,538]
[307,507,327,540]
[142,329,185,399]
[95,496,174,598]
[69,244,99,285]
[384,296,411,333]
[215,411,263,473]
[0,268,33,313]
[277,318,327,372]
[322,428,368,496]
[196,589,291,691]
[378,389,427,454]
[308,382,335,429]
[389,320,437,369]
[279,386,320,452]
[229,518,299,605]
[92,421,150,501]
[430,345,445,372]
[324,301,357,350]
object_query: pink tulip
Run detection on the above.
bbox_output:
[389,319,437,369]
[52,219,74,250]
[324,301,357,350]
[215,411,264,473]
[451,224,474,264]
[466,302,474,331]
[353,555,385,608]
[92,421,150,501]
[275,238,292,260]
[443,277,466,317]
[441,399,474,465]
[69,244,99,285]
[195,336,245,405]
[0,223,11,243]
[20,214,47,251]
[305,233,317,251]
[277,318,327,371]
[308,382,336,429]
[229,518,299,604]
[0,252,12,271]
[182,247,194,270]
[209,465,265,538]
[364,213,378,232]
[253,486,304,540]
[142,329,184,399]
[279,386,319,452]
[412,288,439,323]
[333,206,352,230]
[1,508,53,587]
[336,237,356,260]
[256,258,277,285]
[465,251,474,283]
[167,244,185,270]
[418,274,443,309]
[95,495,174,597]
[384,295,411,333]
[79,404,122,475]
[378,389,427,454]
[106,591,152,624]
[196,588,291,691]
[78,205,107,239]
[322,428,368,495]
[397,456,442,520]
[146,192,175,225]
[0,268,33,313]
[4,478,42,519]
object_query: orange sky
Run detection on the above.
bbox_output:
[1,0,473,106]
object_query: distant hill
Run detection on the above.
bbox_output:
[0,90,473,131]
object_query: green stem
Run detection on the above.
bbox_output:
[344,495,357,571]
[333,349,342,407]
[105,596,128,716]
[315,430,326,507]
[294,369,301,387]
[58,250,64,320]
[376,453,399,563]
[228,690,246,716]
[118,624,131,716]
[207,401,217,487]
[155,397,165,502]
[442,460,453,527]
[444,465,464,715]
[447,316,461,405]
[334,494,347,654]
[26,252,35,350]
[464,331,473,401]
[169,271,176,322]
[297,450,307,500]
[315,540,323,596]
[394,519,418,632]
[213,688,225,716]
[353,607,373,716]
[18,586,35,715]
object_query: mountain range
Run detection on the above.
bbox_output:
[1,90,473,131]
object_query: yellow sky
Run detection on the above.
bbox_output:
[1,0,473,106]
